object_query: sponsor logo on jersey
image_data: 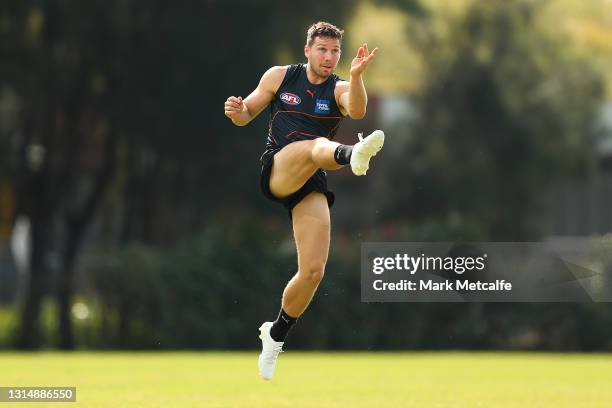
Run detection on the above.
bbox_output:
[315,99,331,114]
[280,92,301,105]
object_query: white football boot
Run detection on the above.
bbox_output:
[350,130,385,176]
[258,322,284,381]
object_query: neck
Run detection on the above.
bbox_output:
[306,63,329,85]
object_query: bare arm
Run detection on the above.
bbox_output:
[224,66,287,126]
[336,43,379,120]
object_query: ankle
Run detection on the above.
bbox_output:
[334,144,353,165]
[270,308,298,342]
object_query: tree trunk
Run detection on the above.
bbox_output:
[57,235,77,350]
[57,132,116,350]
[16,214,49,349]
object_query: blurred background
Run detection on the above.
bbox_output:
[1,0,612,351]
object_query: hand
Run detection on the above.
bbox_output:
[224,96,245,119]
[350,43,379,78]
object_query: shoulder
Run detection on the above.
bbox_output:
[259,65,289,93]
[260,65,289,83]
[257,65,289,95]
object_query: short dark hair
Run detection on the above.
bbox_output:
[306,21,343,47]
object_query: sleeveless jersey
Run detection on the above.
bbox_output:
[266,64,345,150]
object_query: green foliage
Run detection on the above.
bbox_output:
[404,0,605,239]
[0,306,17,348]
[80,214,612,351]
[0,212,606,351]
[88,214,294,349]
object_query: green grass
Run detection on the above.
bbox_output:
[0,352,610,407]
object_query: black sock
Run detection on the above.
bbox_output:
[334,144,353,165]
[269,308,297,342]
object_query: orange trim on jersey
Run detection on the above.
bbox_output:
[285,130,328,140]
[269,109,343,144]
[329,121,342,138]
[271,109,343,123]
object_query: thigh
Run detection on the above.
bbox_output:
[291,192,331,269]
[269,140,318,198]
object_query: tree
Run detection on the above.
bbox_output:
[395,0,604,240]
[2,1,119,348]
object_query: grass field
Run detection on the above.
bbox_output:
[0,351,611,407]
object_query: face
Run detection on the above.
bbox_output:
[304,36,341,78]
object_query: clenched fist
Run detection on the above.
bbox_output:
[224,96,245,119]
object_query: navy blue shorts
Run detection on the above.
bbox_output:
[260,147,335,214]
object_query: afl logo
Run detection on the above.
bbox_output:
[280,92,301,105]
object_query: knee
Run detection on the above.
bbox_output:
[298,262,326,285]
[311,140,328,161]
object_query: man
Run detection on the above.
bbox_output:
[224,21,384,381]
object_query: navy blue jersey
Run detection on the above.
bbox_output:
[266,64,345,150]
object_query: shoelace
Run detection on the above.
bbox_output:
[262,344,284,362]
[357,132,364,142]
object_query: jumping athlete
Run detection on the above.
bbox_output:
[224,21,384,381]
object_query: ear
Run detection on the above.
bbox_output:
[304,44,310,59]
